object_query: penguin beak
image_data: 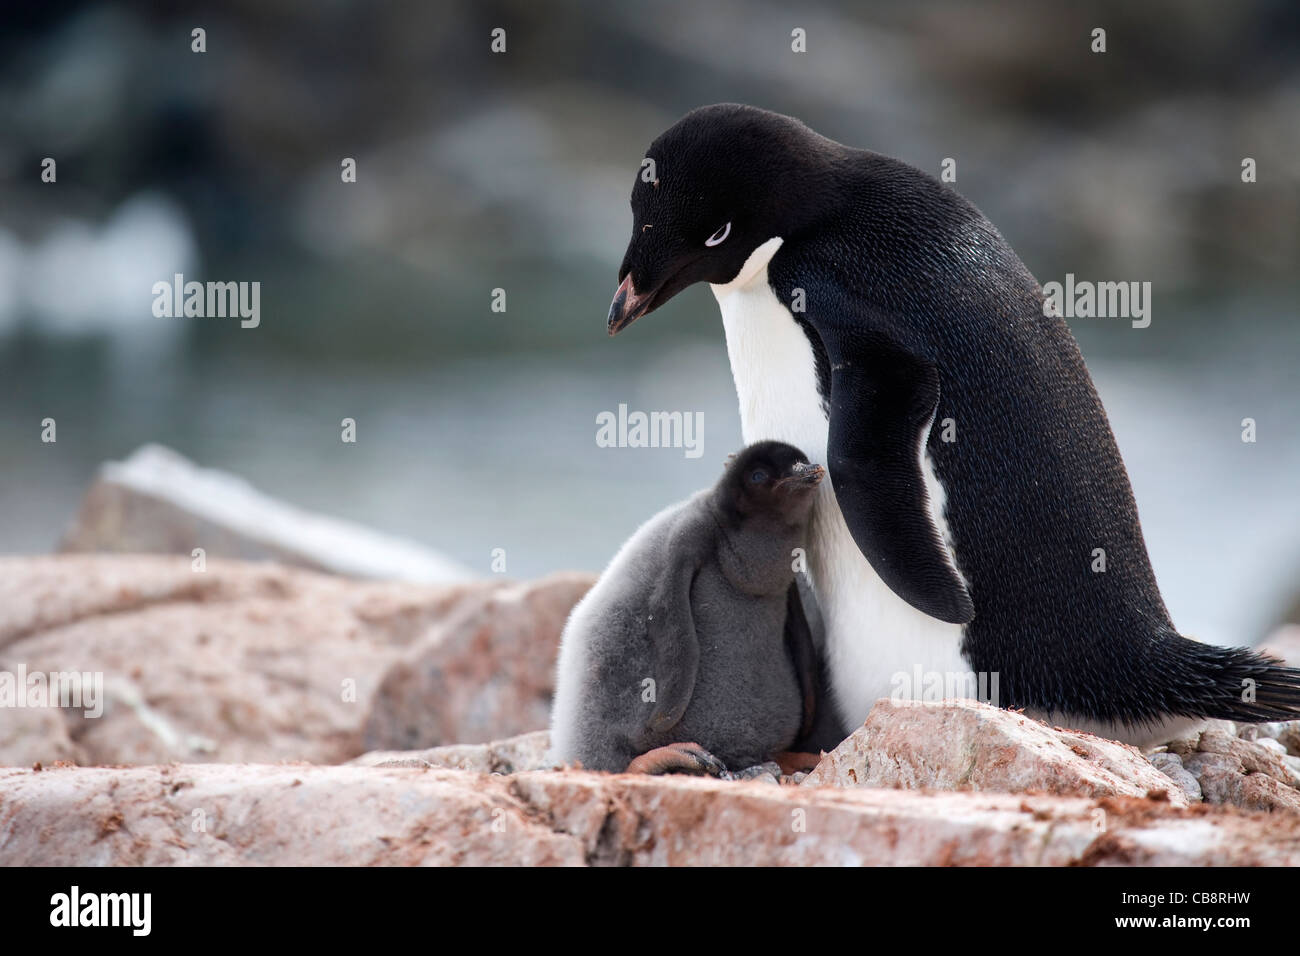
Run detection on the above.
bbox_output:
[607,274,653,335]
[781,462,825,487]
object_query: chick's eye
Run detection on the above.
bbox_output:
[705,222,731,247]
[749,469,767,484]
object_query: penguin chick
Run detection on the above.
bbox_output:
[549,441,829,774]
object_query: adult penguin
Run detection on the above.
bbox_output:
[605,103,1300,745]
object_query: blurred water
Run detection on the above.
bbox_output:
[2,287,1297,648]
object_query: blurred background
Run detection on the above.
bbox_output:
[1,0,1297,645]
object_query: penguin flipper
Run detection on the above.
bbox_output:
[643,523,705,734]
[786,579,849,752]
[783,582,819,744]
[823,330,975,624]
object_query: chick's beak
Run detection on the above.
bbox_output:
[791,462,825,485]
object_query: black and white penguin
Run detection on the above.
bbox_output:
[550,441,832,774]
[605,103,1300,745]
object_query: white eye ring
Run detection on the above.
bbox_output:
[705,222,731,247]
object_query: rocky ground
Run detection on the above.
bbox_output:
[8,760,1300,866]
[2,551,1300,866]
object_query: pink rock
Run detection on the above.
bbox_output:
[1183,751,1300,812]
[802,698,1187,806]
[361,573,594,750]
[1196,730,1300,787]
[0,763,583,866]
[0,556,590,767]
[351,730,552,773]
[2,761,1296,866]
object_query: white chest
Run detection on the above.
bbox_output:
[710,240,970,730]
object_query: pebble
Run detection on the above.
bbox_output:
[728,762,782,784]
[1255,737,1288,757]
[1147,752,1203,802]
[1250,721,1288,740]
[1196,729,1237,754]
[1275,722,1300,756]
[1181,753,1242,805]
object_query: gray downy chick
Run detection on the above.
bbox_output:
[549,440,832,774]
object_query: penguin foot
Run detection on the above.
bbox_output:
[773,751,822,775]
[626,742,728,776]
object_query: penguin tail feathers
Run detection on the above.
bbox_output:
[1165,636,1300,724]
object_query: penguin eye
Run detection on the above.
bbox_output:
[749,468,768,484]
[705,222,731,247]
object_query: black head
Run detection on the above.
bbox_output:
[607,104,840,334]
[715,441,823,524]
